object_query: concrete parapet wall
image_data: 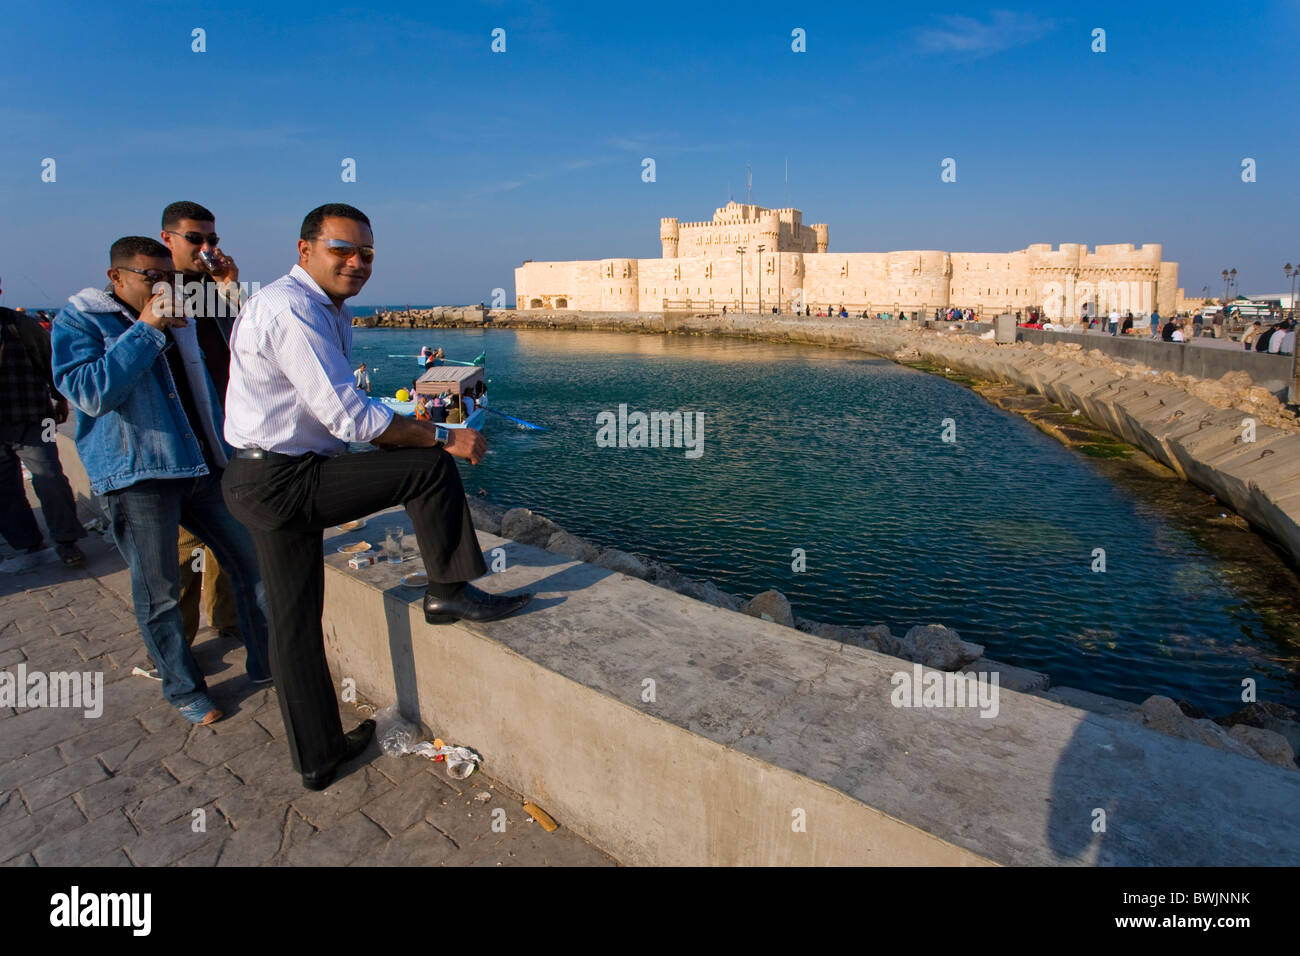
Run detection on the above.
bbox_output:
[318,518,1300,865]
[1017,328,1294,396]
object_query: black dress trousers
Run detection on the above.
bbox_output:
[222,445,487,776]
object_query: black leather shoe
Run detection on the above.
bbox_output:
[424,583,532,624]
[301,719,376,791]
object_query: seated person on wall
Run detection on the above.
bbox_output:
[51,237,272,727]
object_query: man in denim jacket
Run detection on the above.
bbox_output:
[51,236,271,725]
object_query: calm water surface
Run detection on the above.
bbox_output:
[354,327,1300,713]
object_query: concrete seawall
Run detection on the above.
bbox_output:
[382,309,1300,568]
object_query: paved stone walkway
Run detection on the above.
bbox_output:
[0,513,615,867]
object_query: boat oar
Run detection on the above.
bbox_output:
[482,406,547,431]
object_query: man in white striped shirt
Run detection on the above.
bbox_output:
[222,203,530,791]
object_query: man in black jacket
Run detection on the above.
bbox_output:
[0,287,87,572]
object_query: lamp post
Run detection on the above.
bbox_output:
[1285,263,1298,321]
[756,243,766,314]
[1221,268,1237,303]
[736,246,745,314]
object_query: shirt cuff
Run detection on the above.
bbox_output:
[353,399,395,444]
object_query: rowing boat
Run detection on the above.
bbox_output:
[379,362,486,429]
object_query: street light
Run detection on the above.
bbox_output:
[736,246,746,313]
[1221,268,1237,303]
[1285,263,1299,321]
[756,243,766,314]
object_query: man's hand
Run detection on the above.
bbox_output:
[139,290,188,331]
[209,248,238,285]
[442,427,486,465]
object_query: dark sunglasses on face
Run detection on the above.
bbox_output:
[316,238,375,264]
[118,266,173,283]
[166,229,219,247]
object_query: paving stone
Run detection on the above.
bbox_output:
[0,797,87,863]
[98,725,188,775]
[292,764,395,830]
[218,740,302,824]
[127,804,228,867]
[0,853,35,866]
[253,706,286,739]
[15,632,87,667]
[33,808,138,866]
[276,809,389,866]
[180,718,272,769]
[0,704,106,762]
[89,848,135,866]
[370,751,443,785]
[126,766,241,831]
[213,807,315,867]
[77,761,177,820]
[137,702,183,734]
[0,790,27,828]
[360,767,460,835]
[56,715,150,764]
[351,821,458,866]
[20,756,111,811]
[173,836,227,867]
[0,746,65,790]
[0,647,27,668]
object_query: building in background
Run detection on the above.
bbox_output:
[516,201,1187,321]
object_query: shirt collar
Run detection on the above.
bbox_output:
[290,264,334,307]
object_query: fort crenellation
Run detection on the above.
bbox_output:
[516,201,1188,320]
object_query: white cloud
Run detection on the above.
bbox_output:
[916,9,1055,56]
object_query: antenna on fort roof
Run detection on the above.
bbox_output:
[746,163,752,205]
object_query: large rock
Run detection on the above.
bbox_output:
[1214,702,1300,757]
[961,658,1050,694]
[899,625,984,670]
[741,590,794,627]
[467,497,504,534]
[1138,696,1258,760]
[593,548,649,579]
[680,579,742,612]
[1228,725,1297,769]
[499,507,562,547]
[546,530,599,563]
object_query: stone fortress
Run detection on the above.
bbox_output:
[515,201,1190,321]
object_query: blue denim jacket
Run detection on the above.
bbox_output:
[52,288,232,495]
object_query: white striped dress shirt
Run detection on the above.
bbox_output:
[223,264,393,455]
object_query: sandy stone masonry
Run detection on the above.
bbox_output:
[515,201,1185,320]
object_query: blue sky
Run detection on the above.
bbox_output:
[2,0,1297,307]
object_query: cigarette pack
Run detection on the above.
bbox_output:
[348,554,378,569]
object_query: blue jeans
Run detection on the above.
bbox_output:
[0,421,87,551]
[103,472,270,707]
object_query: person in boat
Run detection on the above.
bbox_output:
[474,380,487,407]
[418,345,431,366]
[353,361,370,393]
[445,393,465,424]
[413,394,431,421]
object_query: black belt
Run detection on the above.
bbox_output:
[233,447,305,462]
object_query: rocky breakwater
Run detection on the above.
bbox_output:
[469,496,1300,770]
[354,305,488,328]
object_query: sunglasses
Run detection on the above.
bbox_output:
[118,266,173,283]
[166,230,219,247]
[315,238,375,264]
